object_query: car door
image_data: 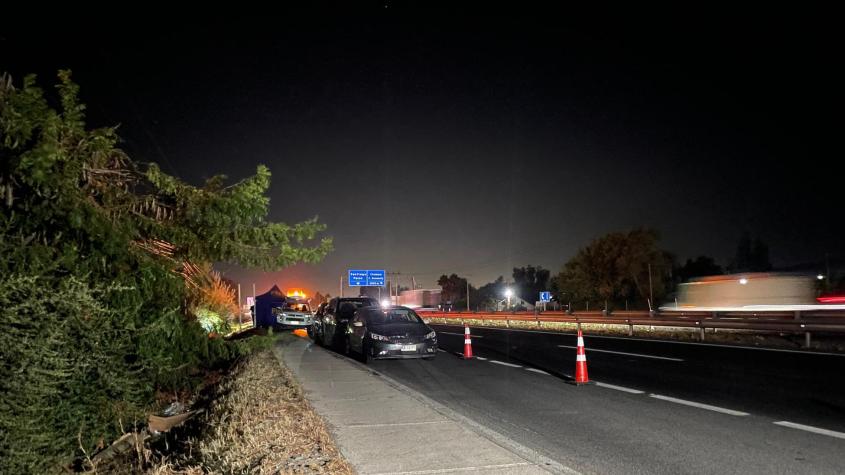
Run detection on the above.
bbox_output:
[333,301,357,348]
[348,310,367,353]
[323,298,338,344]
[310,302,326,338]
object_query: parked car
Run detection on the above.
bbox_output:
[308,302,328,339]
[313,297,380,349]
[345,306,437,362]
[271,297,313,330]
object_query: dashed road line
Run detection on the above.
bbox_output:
[439,332,484,338]
[372,461,533,475]
[475,356,488,361]
[525,368,550,375]
[437,348,447,353]
[594,382,645,394]
[489,360,522,368]
[558,345,684,361]
[346,420,449,428]
[773,421,845,440]
[650,394,749,416]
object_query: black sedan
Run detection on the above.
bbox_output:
[345,306,437,362]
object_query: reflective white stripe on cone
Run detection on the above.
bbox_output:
[569,328,592,385]
[463,324,474,359]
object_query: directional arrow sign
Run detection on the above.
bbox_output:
[367,270,385,286]
[348,270,368,286]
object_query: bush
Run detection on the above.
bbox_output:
[0,71,330,471]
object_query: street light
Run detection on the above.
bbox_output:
[504,288,513,309]
[817,274,825,280]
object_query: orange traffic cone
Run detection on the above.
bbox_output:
[570,328,592,385]
[463,324,474,359]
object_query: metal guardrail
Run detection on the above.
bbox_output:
[418,309,845,348]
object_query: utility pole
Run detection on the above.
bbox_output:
[648,263,654,308]
[339,275,343,298]
[467,279,470,311]
[387,271,403,306]
[252,283,256,327]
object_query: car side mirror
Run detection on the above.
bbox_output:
[352,321,364,327]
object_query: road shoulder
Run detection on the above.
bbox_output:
[275,333,571,474]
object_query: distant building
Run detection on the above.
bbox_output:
[397,289,442,309]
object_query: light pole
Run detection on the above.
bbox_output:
[504,288,513,310]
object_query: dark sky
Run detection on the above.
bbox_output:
[3,6,842,296]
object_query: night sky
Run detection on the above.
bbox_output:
[3,6,842,296]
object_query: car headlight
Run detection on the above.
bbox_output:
[369,332,389,341]
[425,331,436,340]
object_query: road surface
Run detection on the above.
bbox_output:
[360,324,845,474]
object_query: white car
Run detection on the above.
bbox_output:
[272,300,313,329]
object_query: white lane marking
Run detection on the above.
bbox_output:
[346,420,448,428]
[558,345,684,361]
[650,394,749,416]
[437,348,447,353]
[440,332,483,338]
[525,368,550,375]
[475,356,488,360]
[489,360,522,368]
[433,325,845,357]
[773,421,845,440]
[373,461,532,475]
[594,382,644,394]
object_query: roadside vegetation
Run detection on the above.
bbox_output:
[144,349,354,474]
[0,71,332,472]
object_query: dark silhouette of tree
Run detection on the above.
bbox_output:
[437,274,469,305]
[729,233,772,272]
[676,256,723,282]
[553,228,672,308]
[750,238,772,271]
[474,276,506,310]
[512,265,550,303]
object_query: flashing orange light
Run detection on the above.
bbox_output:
[286,289,307,298]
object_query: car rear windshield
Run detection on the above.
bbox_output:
[282,299,310,312]
[341,299,377,308]
[367,308,423,325]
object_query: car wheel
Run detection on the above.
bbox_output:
[332,331,344,352]
[358,342,369,364]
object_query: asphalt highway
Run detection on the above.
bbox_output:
[361,324,845,474]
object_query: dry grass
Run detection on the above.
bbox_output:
[148,350,355,474]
